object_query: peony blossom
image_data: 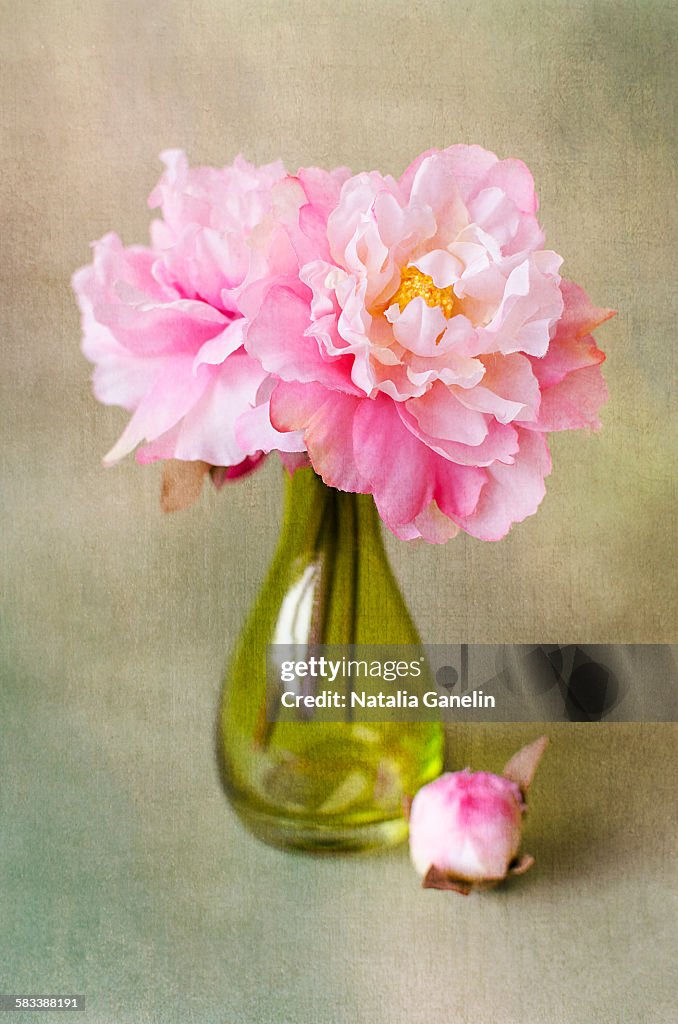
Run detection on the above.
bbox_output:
[72,150,313,498]
[247,145,614,541]
[74,145,613,536]
[408,736,548,893]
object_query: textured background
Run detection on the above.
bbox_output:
[1,1,676,1022]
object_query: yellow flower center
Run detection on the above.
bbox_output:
[389,265,456,318]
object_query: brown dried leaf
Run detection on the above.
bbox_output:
[160,460,210,513]
[508,853,535,877]
[503,735,549,796]
[423,866,473,894]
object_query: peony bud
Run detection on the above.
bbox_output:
[409,736,548,894]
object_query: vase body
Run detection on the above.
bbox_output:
[218,467,443,852]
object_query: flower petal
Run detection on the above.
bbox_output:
[353,397,434,527]
[270,383,368,494]
[235,400,306,454]
[479,256,563,358]
[389,502,460,544]
[452,428,552,540]
[389,298,449,357]
[401,403,519,468]
[531,363,608,432]
[407,383,489,445]
[103,355,209,466]
[553,279,616,341]
[247,284,358,390]
[454,353,541,423]
[192,318,245,371]
[135,351,267,466]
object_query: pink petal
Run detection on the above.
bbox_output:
[103,355,210,465]
[137,351,267,466]
[479,257,563,358]
[476,158,538,215]
[73,264,159,411]
[390,502,460,544]
[155,224,250,308]
[83,233,168,305]
[270,383,368,494]
[397,148,440,197]
[192,318,245,370]
[210,454,266,485]
[327,171,400,269]
[406,383,489,445]
[235,400,307,454]
[553,279,616,342]
[389,298,449,356]
[294,205,334,265]
[412,249,463,289]
[530,364,608,432]
[246,284,357,390]
[299,260,342,321]
[296,165,351,222]
[431,456,487,520]
[372,189,435,254]
[452,428,552,540]
[406,154,467,243]
[94,294,228,357]
[531,332,606,390]
[422,316,479,364]
[87,331,159,411]
[465,154,544,254]
[466,187,521,250]
[353,397,434,527]
[401,403,519,468]
[392,405,488,519]
[342,217,390,294]
[400,145,498,204]
[455,353,541,423]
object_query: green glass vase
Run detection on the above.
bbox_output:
[217,467,443,852]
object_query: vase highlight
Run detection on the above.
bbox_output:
[218,468,444,852]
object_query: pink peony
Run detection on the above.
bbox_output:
[247,145,614,541]
[72,150,311,484]
[409,736,548,893]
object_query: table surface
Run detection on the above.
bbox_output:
[2,682,676,1022]
[2,1,677,1020]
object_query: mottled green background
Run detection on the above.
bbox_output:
[1,1,676,1022]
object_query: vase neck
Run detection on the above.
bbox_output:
[279,467,384,559]
[270,468,418,646]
